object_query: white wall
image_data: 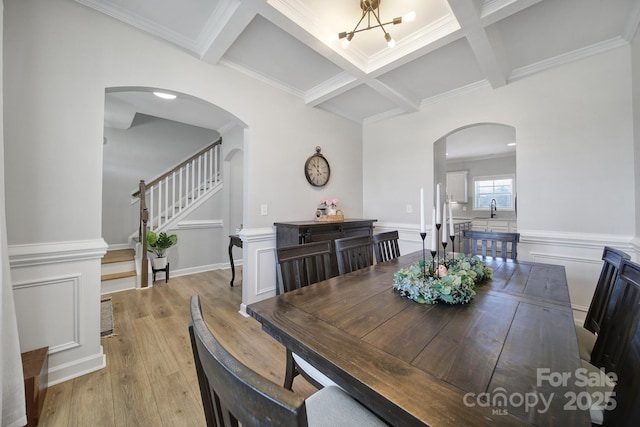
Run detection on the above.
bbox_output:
[632,28,640,246]
[3,0,362,382]
[364,45,637,322]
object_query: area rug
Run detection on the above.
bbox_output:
[101,298,115,337]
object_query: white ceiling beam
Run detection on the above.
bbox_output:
[447,0,507,88]
[365,79,420,114]
[304,73,361,107]
[199,0,259,64]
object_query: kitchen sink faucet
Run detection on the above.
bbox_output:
[490,199,497,218]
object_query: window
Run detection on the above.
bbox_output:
[473,175,514,210]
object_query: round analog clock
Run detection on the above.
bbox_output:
[304,146,331,187]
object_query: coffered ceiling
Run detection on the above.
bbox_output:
[82,0,640,128]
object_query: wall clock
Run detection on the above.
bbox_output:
[304,146,330,187]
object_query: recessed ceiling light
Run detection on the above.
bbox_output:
[153,91,177,100]
[507,143,516,146]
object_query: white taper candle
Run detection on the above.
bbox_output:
[420,188,425,233]
[442,203,448,243]
[436,184,441,224]
[448,202,454,236]
[431,208,437,251]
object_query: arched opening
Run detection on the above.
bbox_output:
[101,86,245,290]
[433,122,516,225]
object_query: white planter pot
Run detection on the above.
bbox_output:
[152,257,167,269]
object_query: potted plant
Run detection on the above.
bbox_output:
[146,230,178,269]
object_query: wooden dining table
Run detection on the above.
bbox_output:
[247,251,591,426]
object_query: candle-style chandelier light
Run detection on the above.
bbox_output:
[338,0,416,49]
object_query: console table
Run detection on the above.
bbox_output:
[228,234,242,287]
[274,219,376,280]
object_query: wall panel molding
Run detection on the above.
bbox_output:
[9,238,106,385]
[13,274,81,354]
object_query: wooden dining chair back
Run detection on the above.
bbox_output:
[591,259,640,375]
[189,295,387,427]
[277,241,333,294]
[584,247,630,334]
[334,235,374,275]
[276,241,336,390]
[372,231,401,263]
[189,295,308,427]
[593,260,640,427]
[462,230,520,260]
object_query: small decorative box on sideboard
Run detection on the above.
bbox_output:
[21,346,49,427]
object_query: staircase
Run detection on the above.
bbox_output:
[101,138,223,294]
[101,248,137,294]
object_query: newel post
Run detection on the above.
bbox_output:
[139,180,149,288]
[141,207,149,288]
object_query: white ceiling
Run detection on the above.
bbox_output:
[89,0,640,134]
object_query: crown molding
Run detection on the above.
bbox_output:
[508,37,628,83]
[74,0,199,53]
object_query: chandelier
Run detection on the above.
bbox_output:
[338,0,416,48]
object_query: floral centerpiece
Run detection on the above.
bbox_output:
[393,254,492,305]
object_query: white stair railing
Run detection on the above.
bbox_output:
[133,138,222,236]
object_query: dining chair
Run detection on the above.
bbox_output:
[276,241,337,390]
[581,259,640,426]
[590,259,640,375]
[188,295,386,427]
[277,241,334,293]
[372,230,401,263]
[334,235,374,275]
[462,230,520,260]
[575,246,629,362]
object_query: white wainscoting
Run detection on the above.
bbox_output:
[238,227,277,316]
[9,239,108,386]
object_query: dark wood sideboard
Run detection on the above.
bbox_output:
[274,219,377,281]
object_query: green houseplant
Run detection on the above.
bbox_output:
[146,230,177,269]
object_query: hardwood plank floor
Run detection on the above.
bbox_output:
[39,268,316,427]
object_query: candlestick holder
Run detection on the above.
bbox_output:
[435,223,442,261]
[442,241,448,263]
[430,250,437,275]
[420,232,427,279]
[450,235,456,254]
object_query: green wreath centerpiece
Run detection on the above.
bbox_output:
[393,254,493,305]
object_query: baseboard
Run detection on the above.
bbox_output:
[169,261,240,278]
[47,350,106,387]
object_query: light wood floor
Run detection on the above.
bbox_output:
[39,268,316,427]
